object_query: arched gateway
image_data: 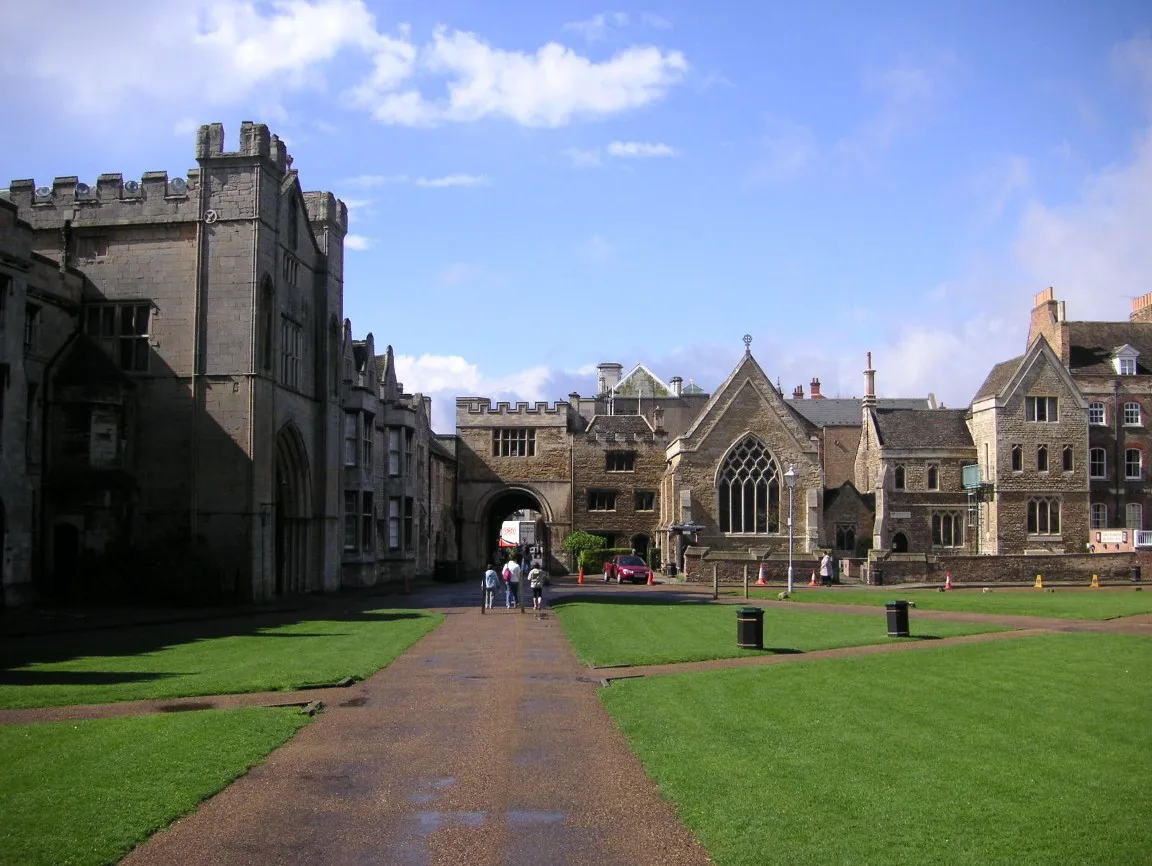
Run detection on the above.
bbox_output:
[274,423,312,596]
[473,486,558,573]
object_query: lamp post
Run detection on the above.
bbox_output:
[784,465,799,593]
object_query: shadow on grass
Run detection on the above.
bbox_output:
[550,594,714,609]
[0,670,181,686]
[1,603,433,672]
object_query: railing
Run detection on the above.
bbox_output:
[1135,531,1152,548]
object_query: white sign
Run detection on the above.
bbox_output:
[1097,530,1128,544]
[519,521,536,546]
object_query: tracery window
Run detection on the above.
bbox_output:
[717,435,782,534]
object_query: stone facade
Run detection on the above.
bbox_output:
[0,122,455,606]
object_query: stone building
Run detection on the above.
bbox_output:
[1,121,455,607]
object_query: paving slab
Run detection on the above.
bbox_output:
[121,604,713,866]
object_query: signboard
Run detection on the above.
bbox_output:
[890,511,911,519]
[499,522,519,547]
[1096,530,1128,544]
[519,521,537,546]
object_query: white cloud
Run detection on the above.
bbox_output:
[173,117,198,136]
[564,12,629,42]
[1111,31,1152,109]
[415,174,489,188]
[564,147,603,168]
[641,12,673,30]
[606,140,677,157]
[354,27,690,128]
[344,233,374,250]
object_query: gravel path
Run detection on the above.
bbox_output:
[119,603,713,866]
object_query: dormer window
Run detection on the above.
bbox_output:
[1112,345,1139,376]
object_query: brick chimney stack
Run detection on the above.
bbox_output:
[1027,287,1069,363]
[792,385,804,400]
[1131,292,1152,324]
[810,377,823,399]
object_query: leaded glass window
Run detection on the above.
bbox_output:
[717,435,782,534]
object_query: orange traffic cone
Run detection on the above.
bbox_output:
[578,566,585,585]
[755,562,768,586]
[647,571,654,586]
[809,570,818,587]
[944,573,953,591]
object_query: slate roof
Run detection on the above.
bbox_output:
[971,355,1023,402]
[872,408,973,449]
[682,380,707,395]
[823,482,875,512]
[787,397,930,427]
[1067,322,1152,374]
[586,414,654,435]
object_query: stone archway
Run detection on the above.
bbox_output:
[275,423,312,596]
[480,487,553,574]
[891,531,909,553]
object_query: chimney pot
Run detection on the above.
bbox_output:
[792,385,804,400]
[810,377,822,399]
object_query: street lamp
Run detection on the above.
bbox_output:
[783,465,799,593]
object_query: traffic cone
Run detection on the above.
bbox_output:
[1034,574,1044,589]
[755,562,768,586]
[578,566,585,585]
[1090,573,1100,589]
[647,571,654,586]
[809,570,818,587]
[944,573,953,591]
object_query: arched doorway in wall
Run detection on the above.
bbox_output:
[891,531,909,553]
[630,533,650,560]
[482,488,552,574]
[275,423,312,596]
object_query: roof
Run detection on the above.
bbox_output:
[682,380,707,395]
[429,436,455,460]
[823,482,875,512]
[787,397,930,427]
[613,364,671,397]
[586,414,654,435]
[971,355,1023,402]
[1067,322,1152,374]
[872,408,973,449]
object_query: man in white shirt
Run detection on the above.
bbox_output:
[504,558,522,607]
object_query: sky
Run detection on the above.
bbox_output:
[2,1,1151,432]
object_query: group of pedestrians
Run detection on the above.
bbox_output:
[483,558,548,610]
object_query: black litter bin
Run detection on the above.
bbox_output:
[872,566,884,586]
[668,564,678,577]
[737,606,764,649]
[886,600,910,637]
[1132,565,1142,584]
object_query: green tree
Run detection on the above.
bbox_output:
[563,531,607,563]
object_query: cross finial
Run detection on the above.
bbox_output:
[742,334,752,353]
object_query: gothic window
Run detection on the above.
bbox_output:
[717,435,781,534]
[1089,402,1105,425]
[1027,498,1060,535]
[606,451,636,472]
[835,523,856,552]
[363,414,373,471]
[588,490,616,511]
[1026,396,1058,422]
[280,316,301,389]
[932,513,964,548]
[927,465,939,490]
[1036,444,1048,472]
[1062,445,1073,472]
[1011,444,1023,472]
[1090,448,1107,478]
[894,465,906,490]
[344,413,358,466]
[634,491,655,511]
[343,491,358,550]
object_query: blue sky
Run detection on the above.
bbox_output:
[3,1,1151,431]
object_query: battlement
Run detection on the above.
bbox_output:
[303,191,348,234]
[456,398,574,426]
[195,121,293,173]
[7,169,200,215]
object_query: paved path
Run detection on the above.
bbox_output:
[120,601,712,866]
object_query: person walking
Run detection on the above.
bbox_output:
[819,552,833,587]
[482,564,500,609]
[528,561,547,611]
[506,557,522,607]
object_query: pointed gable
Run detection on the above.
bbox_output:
[612,363,671,398]
[375,344,399,401]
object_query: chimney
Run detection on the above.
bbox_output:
[1132,292,1152,324]
[792,385,804,400]
[597,362,623,395]
[810,377,822,399]
[863,352,876,408]
[1028,287,1069,363]
[670,376,683,397]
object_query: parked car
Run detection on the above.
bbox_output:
[604,554,652,584]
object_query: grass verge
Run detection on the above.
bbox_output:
[553,598,1008,667]
[0,707,309,866]
[734,586,1152,619]
[602,632,1152,866]
[0,609,443,709]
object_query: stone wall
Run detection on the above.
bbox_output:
[871,551,1142,585]
[571,430,665,551]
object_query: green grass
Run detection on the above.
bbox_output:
[734,586,1152,619]
[602,633,1152,866]
[0,609,443,709]
[0,707,309,866]
[553,599,1008,667]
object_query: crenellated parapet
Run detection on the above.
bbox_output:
[6,171,201,228]
[303,191,348,235]
[456,397,576,428]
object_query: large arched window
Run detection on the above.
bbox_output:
[717,435,782,534]
[259,275,274,372]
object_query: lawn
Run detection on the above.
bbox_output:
[0,609,443,709]
[735,586,1152,619]
[0,707,309,866]
[602,632,1152,866]
[552,598,1009,667]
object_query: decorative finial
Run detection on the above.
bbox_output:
[742,334,752,353]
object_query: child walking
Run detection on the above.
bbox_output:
[482,564,499,609]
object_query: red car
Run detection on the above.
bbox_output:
[604,554,652,584]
